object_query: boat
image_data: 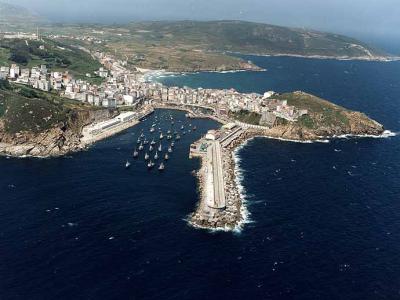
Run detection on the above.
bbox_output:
[158,162,165,171]
[158,144,162,152]
[193,126,197,131]
[144,153,149,160]
[167,135,172,140]
[151,139,156,145]
[143,139,149,145]
[133,149,139,158]
[183,131,186,135]
[137,138,141,144]
[150,127,155,133]
[147,160,155,169]
[138,143,144,151]
[171,142,175,147]
[160,133,164,139]
[164,153,169,160]
[176,134,181,140]
[149,145,153,152]
[167,130,171,134]
[154,151,159,160]
[189,124,192,127]
[140,132,145,138]
[125,161,131,169]
[168,146,173,153]
[181,125,184,130]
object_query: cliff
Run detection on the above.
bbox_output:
[0,81,115,157]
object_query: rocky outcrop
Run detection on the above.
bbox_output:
[0,109,116,157]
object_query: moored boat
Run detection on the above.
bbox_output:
[158,162,165,171]
[147,160,155,169]
[125,161,131,169]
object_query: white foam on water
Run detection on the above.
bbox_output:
[232,139,255,234]
[332,130,398,139]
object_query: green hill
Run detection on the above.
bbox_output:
[0,38,102,83]
[125,20,386,59]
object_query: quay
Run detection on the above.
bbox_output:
[81,107,154,146]
[189,123,246,230]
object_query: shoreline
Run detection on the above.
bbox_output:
[187,126,397,232]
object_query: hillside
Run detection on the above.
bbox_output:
[82,20,389,72]
[228,91,384,140]
[0,38,102,83]
[270,92,384,140]
[127,21,386,59]
[0,80,111,157]
[0,2,44,31]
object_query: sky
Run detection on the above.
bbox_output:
[7,0,400,48]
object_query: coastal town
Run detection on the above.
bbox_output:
[0,36,309,230]
[0,33,385,231]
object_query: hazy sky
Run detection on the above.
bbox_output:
[8,0,400,39]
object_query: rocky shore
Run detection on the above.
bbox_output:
[189,118,387,231]
[0,109,116,158]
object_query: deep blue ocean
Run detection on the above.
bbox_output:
[2,56,400,300]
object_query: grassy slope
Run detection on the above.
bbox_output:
[274,92,351,129]
[229,110,261,125]
[0,79,93,134]
[125,21,385,58]
[0,38,102,83]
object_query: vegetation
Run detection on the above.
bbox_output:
[0,39,102,81]
[275,92,351,128]
[0,80,92,134]
[229,109,261,125]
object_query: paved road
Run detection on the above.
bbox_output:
[207,141,226,209]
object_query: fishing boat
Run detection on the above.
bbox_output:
[150,127,155,133]
[167,130,171,134]
[150,139,156,145]
[171,142,175,147]
[168,146,173,153]
[164,153,169,160]
[133,149,139,158]
[160,133,164,139]
[149,145,154,152]
[181,125,184,130]
[138,143,144,151]
[154,151,159,160]
[125,161,131,169]
[144,153,149,160]
[158,144,162,152]
[147,160,155,169]
[158,162,165,171]
[176,134,181,140]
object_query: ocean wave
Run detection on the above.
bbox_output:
[232,144,254,233]
[332,130,398,139]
